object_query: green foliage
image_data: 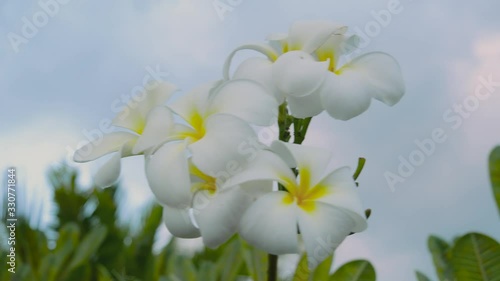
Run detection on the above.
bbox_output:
[451,233,500,281]
[328,260,376,281]
[489,146,500,216]
[425,233,500,281]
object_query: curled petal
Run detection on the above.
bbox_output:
[233,58,285,103]
[113,82,178,133]
[297,203,356,268]
[73,132,137,162]
[93,140,135,188]
[162,205,200,238]
[193,187,252,248]
[133,106,175,154]
[272,51,329,98]
[316,167,367,232]
[288,20,347,53]
[208,79,279,126]
[239,191,299,255]
[145,142,192,208]
[189,114,257,178]
[223,43,280,80]
[345,52,405,106]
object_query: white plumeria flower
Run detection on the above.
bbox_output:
[146,141,269,247]
[223,141,367,266]
[73,83,178,187]
[224,20,405,120]
[140,79,278,177]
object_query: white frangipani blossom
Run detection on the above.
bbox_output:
[223,141,367,266]
[224,20,405,120]
[73,83,178,187]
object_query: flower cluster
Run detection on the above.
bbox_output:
[74,20,404,267]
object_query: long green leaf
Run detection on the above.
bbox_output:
[488,146,500,215]
[293,254,310,281]
[329,260,376,281]
[451,233,500,281]
[428,235,455,281]
[67,225,108,271]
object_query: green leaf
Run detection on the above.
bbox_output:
[428,235,455,281]
[67,225,108,271]
[451,232,500,281]
[312,255,334,281]
[329,260,376,281]
[488,146,500,215]
[293,254,310,281]
[242,241,268,281]
[416,271,433,281]
[353,158,366,181]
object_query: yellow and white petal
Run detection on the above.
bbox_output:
[239,191,299,255]
[162,205,201,238]
[145,141,192,208]
[287,91,324,118]
[315,167,367,232]
[266,33,289,54]
[223,43,280,80]
[319,72,372,120]
[222,149,295,190]
[208,79,279,126]
[297,203,356,267]
[288,20,347,53]
[133,106,175,154]
[233,57,285,103]
[113,82,178,133]
[93,140,135,188]
[272,51,329,98]
[169,81,220,123]
[188,114,257,178]
[345,52,405,106]
[271,141,332,188]
[73,132,138,162]
[193,187,253,248]
[315,34,355,71]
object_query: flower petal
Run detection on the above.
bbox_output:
[169,81,220,123]
[315,167,367,232]
[222,149,295,190]
[189,114,257,178]
[239,191,299,255]
[319,72,372,120]
[145,141,192,208]
[112,82,178,133]
[287,91,324,118]
[208,79,279,126]
[223,43,280,80]
[271,141,332,187]
[288,20,347,53]
[162,205,200,238]
[344,52,405,106]
[193,187,252,248]
[272,51,329,98]
[74,132,138,162]
[93,140,135,188]
[133,106,175,154]
[297,203,356,268]
[233,57,285,103]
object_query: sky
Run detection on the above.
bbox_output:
[1,0,500,280]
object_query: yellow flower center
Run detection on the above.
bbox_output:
[281,168,329,213]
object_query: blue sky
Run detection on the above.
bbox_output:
[1,0,500,280]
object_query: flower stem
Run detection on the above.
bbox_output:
[267,254,278,281]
